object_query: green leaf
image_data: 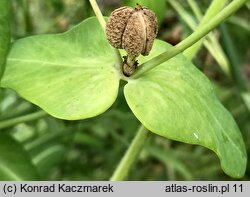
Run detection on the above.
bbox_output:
[124,40,247,178]
[1,17,120,120]
[242,92,250,111]
[30,143,66,178]
[0,132,39,180]
[0,0,10,82]
[246,1,250,10]
[123,0,166,24]
[146,145,193,180]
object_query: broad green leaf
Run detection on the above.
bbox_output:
[124,40,247,178]
[1,17,120,120]
[0,0,10,82]
[123,0,166,24]
[0,132,39,180]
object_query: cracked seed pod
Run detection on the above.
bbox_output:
[105,5,158,58]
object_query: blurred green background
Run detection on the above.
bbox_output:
[0,0,249,180]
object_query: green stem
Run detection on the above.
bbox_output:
[127,56,136,67]
[169,0,230,76]
[89,0,106,30]
[132,0,246,79]
[110,125,149,181]
[197,0,227,26]
[184,0,228,58]
[187,0,203,20]
[88,0,122,67]
[0,110,47,130]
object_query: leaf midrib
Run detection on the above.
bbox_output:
[8,58,111,69]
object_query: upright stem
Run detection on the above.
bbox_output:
[89,0,106,30]
[187,0,203,20]
[0,110,47,130]
[132,0,247,78]
[127,56,136,67]
[88,0,122,67]
[110,125,149,181]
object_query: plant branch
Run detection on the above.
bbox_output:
[89,0,122,67]
[187,0,203,20]
[89,0,106,30]
[169,0,230,76]
[184,0,228,59]
[132,0,247,79]
[110,125,149,181]
[0,110,47,130]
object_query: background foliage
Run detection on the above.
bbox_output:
[0,0,249,180]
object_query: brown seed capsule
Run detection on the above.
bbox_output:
[105,5,158,58]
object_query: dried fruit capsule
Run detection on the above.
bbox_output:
[105,4,158,58]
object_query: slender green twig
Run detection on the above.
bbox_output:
[132,0,247,79]
[169,0,230,76]
[187,0,203,20]
[88,0,122,67]
[89,0,106,30]
[110,125,149,181]
[0,110,47,130]
[184,0,228,58]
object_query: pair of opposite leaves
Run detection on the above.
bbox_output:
[1,17,246,178]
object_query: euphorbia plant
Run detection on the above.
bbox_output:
[0,0,248,180]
